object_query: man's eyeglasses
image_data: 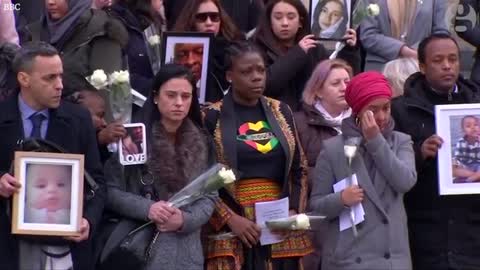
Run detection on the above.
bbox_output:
[195,12,221,23]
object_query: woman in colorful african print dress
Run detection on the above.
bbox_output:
[203,41,313,270]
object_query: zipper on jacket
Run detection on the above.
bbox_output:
[448,90,453,101]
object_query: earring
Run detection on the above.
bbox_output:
[355,117,360,126]
[154,101,158,104]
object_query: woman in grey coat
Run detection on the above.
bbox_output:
[310,71,417,270]
[99,64,217,270]
[360,0,449,71]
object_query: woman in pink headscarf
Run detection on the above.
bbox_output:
[309,71,417,270]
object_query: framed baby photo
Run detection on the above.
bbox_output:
[119,123,147,166]
[309,0,352,40]
[161,32,213,104]
[11,152,84,236]
[436,104,480,195]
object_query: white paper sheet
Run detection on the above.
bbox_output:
[333,174,365,231]
[255,197,289,246]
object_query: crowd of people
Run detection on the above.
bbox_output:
[1,0,480,270]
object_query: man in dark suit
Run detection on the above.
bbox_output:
[0,42,106,270]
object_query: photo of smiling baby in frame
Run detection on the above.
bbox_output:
[11,152,84,236]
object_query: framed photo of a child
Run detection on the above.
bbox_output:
[436,104,480,195]
[11,152,84,236]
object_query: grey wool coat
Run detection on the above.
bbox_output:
[359,0,449,71]
[102,119,217,270]
[309,118,417,270]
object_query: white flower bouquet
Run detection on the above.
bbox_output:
[330,0,380,59]
[168,164,236,208]
[143,24,162,75]
[208,214,324,241]
[87,69,133,124]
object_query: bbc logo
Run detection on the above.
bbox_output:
[3,3,20,11]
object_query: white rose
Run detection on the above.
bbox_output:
[117,70,130,83]
[90,69,107,89]
[367,4,380,16]
[218,168,236,184]
[109,71,120,84]
[344,145,357,160]
[111,70,129,84]
[294,214,310,230]
[148,35,161,46]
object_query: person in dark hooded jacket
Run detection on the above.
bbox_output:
[20,0,128,78]
[173,0,244,104]
[252,0,359,111]
[392,33,480,270]
[109,0,166,98]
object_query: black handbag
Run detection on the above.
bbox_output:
[100,220,158,269]
[99,167,160,269]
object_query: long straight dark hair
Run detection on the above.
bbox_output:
[254,0,310,55]
[173,0,243,41]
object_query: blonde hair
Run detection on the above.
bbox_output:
[382,58,419,97]
[302,59,353,106]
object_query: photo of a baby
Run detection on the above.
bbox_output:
[24,164,72,224]
[451,115,480,183]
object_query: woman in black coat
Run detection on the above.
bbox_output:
[20,0,128,78]
[252,0,359,111]
[109,0,166,97]
[173,0,245,104]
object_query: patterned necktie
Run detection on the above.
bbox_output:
[29,113,46,138]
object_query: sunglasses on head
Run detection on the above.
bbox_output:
[195,12,220,22]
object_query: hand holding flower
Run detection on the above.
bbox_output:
[341,185,364,207]
[149,201,176,224]
[157,208,184,232]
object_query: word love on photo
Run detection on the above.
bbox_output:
[119,123,147,166]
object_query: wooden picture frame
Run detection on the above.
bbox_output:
[12,152,84,236]
[161,32,214,104]
[309,0,352,40]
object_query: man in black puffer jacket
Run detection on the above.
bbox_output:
[392,33,480,270]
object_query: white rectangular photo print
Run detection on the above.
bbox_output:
[436,104,480,195]
[310,0,351,40]
[119,123,147,166]
[12,152,84,236]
